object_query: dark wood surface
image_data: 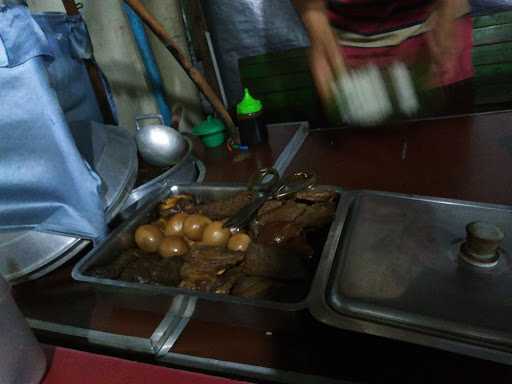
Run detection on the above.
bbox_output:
[194,123,297,182]
[288,112,512,204]
[12,113,512,382]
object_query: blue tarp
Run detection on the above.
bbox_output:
[0,4,108,241]
[471,0,512,15]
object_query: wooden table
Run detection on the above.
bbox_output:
[13,112,512,383]
[288,113,512,204]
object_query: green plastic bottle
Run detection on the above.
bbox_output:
[236,88,267,146]
[192,116,226,148]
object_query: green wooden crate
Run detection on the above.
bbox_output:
[474,63,512,84]
[240,55,309,79]
[472,41,512,65]
[260,88,316,109]
[474,84,512,105]
[473,10,512,28]
[473,23,512,46]
[243,72,314,94]
[472,11,512,110]
[239,47,307,65]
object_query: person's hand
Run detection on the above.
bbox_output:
[307,14,345,103]
[426,1,459,85]
[293,0,345,103]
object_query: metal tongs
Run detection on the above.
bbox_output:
[223,168,316,229]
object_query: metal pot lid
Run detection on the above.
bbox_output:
[95,124,138,222]
[121,135,196,212]
[312,190,512,356]
[0,124,137,284]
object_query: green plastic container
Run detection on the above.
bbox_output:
[192,116,226,148]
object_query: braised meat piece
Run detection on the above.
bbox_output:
[257,221,314,260]
[256,200,307,227]
[196,192,255,220]
[284,236,314,260]
[295,189,337,203]
[257,200,284,217]
[89,248,143,279]
[179,265,242,294]
[159,195,196,217]
[258,221,303,246]
[118,257,174,285]
[243,243,308,280]
[183,245,245,272]
[257,198,335,230]
[272,280,310,302]
[180,246,245,292]
[295,202,336,229]
[212,267,244,295]
[232,275,275,299]
[179,264,218,292]
[119,254,183,286]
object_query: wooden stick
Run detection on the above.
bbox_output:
[124,0,237,134]
[61,0,80,15]
[61,0,116,124]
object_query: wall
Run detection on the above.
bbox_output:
[200,0,309,108]
[27,0,203,132]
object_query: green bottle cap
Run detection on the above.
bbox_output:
[236,88,262,115]
[192,116,226,148]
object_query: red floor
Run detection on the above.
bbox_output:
[42,346,249,384]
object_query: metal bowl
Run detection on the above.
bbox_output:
[135,114,187,167]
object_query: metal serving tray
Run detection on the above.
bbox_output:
[72,184,341,329]
[309,190,512,365]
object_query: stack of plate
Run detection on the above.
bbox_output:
[0,124,137,284]
[0,125,204,284]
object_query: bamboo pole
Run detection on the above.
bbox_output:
[124,0,237,134]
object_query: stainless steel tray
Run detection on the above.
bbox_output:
[72,184,341,320]
[121,136,203,214]
[309,190,512,365]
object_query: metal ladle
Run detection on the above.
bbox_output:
[135,114,187,167]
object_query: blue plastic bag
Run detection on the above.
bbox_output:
[0,5,106,241]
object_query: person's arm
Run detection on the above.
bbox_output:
[292,0,345,103]
[427,0,463,84]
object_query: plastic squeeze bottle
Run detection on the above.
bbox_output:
[236,88,267,146]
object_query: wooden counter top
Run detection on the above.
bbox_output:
[288,113,512,204]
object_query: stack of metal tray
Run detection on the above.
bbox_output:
[0,124,137,284]
[0,128,203,284]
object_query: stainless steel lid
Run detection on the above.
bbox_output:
[310,190,512,364]
[121,136,199,214]
[0,124,137,284]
